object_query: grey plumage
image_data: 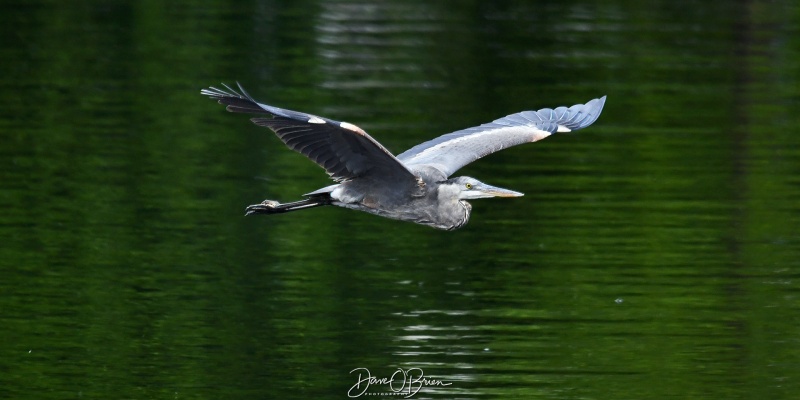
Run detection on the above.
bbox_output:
[201,83,606,230]
[397,96,606,177]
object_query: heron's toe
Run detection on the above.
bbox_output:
[244,200,281,216]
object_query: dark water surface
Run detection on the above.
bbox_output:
[2,1,800,399]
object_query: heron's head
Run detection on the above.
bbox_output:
[445,176,524,200]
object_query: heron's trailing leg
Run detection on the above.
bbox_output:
[245,197,330,216]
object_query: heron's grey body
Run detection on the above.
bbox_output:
[313,168,482,230]
[201,84,606,230]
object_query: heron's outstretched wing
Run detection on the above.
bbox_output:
[201,83,418,184]
[397,96,606,177]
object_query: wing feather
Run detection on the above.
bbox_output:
[202,83,418,184]
[396,96,606,177]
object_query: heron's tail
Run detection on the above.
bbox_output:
[245,196,330,216]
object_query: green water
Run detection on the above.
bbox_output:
[2,1,799,399]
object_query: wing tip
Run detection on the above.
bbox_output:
[567,95,607,131]
[594,95,607,111]
[200,82,253,100]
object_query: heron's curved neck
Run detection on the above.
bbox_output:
[451,200,472,230]
[434,183,471,230]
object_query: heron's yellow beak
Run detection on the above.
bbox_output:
[481,184,524,198]
[461,182,524,199]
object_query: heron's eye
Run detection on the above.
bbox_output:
[465,183,472,189]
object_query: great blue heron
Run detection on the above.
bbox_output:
[201,84,605,230]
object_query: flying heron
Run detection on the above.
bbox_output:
[201,84,606,230]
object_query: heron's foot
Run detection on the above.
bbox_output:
[245,200,281,216]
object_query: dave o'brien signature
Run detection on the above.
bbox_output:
[348,367,452,398]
